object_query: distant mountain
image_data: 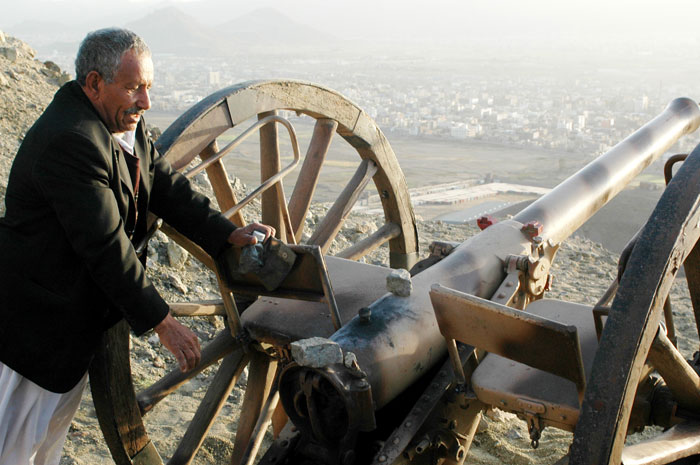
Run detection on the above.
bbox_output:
[216,7,338,49]
[126,7,225,56]
[126,6,339,55]
[6,20,81,46]
[14,6,342,59]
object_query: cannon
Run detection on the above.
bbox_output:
[89,80,700,465]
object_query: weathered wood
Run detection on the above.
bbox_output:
[157,81,419,268]
[169,349,248,465]
[336,222,401,260]
[648,328,700,410]
[238,387,280,465]
[137,329,239,414]
[160,222,214,271]
[217,275,244,338]
[90,320,159,465]
[159,98,232,170]
[199,140,246,227]
[259,111,286,240]
[270,401,288,439]
[307,159,378,254]
[288,119,337,242]
[169,301,225,317]
[230,351,277,465]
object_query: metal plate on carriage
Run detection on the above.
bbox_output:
[471,299,599,431]
[240,256,394,345]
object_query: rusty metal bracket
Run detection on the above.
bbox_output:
[525,413,543,449]
[369,344,477,465]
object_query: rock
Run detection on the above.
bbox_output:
[386,268,412,296]
[166,241,189,268]
[236,366,248,387]
[0,47,17,62]
[506,428,523,440]
[167,272,188,293]
[291,337,343,368]
[485,407,506,421]
[156,230,170,243]
[58,71,71,86]
[43,60,61,73]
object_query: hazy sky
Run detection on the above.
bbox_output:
[4,0,700,46]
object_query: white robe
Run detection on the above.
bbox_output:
[0,362,87,465]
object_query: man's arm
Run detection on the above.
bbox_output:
[34,131,170,334]
[154,312,201,371]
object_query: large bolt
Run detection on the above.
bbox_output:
[358,307,371,323]
[521,221,543,240]
[477,215,497,230]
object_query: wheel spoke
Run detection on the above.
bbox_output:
[307,158,378,254]
[288,119,338,242]
[337,222,401,260]
[237,383,281,465]
[137,329,240,415]
[231,351,278,465]
[169,349,249,465]
[259,111,286,239]
[169,300,225,317]
[648,328,700,410]
[199,140,246,227]
[684,240,700,345]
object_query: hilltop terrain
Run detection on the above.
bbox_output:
[0,31,695,465]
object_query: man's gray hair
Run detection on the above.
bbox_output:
[75,28,150,86]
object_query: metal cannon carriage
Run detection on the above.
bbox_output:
[89,80,700,465]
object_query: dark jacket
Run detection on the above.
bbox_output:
[0,81,236,392]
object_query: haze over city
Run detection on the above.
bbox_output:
[4,0,700,233]
[5,0,700,46]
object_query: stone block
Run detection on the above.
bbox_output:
[291,337,343,368]
[386,268,412,297]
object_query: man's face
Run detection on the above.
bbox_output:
[91,49,154,133]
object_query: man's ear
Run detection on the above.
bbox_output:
[82,70,103,102]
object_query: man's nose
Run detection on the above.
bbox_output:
[137,87,151,111]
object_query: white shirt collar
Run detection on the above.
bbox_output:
[114,130,136,155]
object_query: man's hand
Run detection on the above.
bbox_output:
[228,222,276,247]
[154,312,201,372]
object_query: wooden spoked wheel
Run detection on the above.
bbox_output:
[90,80,419,465]
[570,143,700,464]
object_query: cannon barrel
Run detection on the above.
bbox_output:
[281,98,700,439]
[515,97,700,245]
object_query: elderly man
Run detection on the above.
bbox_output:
[0,28,272,464]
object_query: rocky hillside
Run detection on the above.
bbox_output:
[1,31,692,465]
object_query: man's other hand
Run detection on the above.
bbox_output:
[154,312,201,372]
[228,222,276,247]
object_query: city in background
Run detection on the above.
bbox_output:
[4,1,700,225]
